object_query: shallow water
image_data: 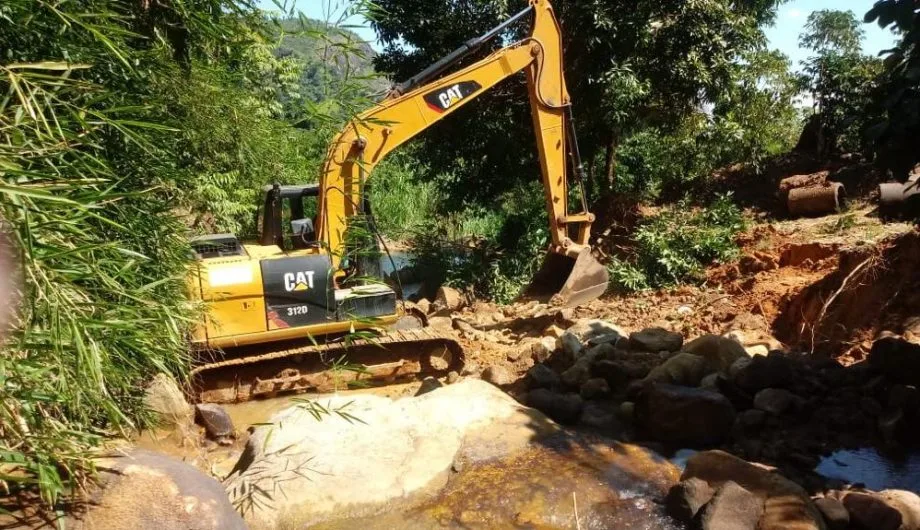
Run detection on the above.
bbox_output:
[313,437,682,530]
[816,448,920,493]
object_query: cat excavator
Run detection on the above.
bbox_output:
[187,0,609,403]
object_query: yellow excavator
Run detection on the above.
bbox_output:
[187,0,609,403]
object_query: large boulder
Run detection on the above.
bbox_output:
[225,380,558,529]
[629,327,683,353]
[527,389,584,424]
[666,477,715,523]
[698,480,764,530]
[733,353,795,394]
[840,489,920,530]
[683,334,748,374]
[870,336,920,386]
[682,450,826,530]
[635,384,736,446]
[642,352,711,387]
[70,450,244,530]
[753,388,798,415]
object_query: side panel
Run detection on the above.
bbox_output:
[199,259,267,339]
[261,255,333,329]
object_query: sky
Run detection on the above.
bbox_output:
[764,0,899,70]
[260,0,900,70]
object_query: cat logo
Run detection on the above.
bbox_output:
[423,81,482,113]
[283,271,315,292]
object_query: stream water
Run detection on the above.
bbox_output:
[816,448,920,493]
[312,436,682,530]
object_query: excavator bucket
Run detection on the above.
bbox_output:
[522,247,609,307]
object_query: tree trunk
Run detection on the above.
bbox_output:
[603,136,617,194]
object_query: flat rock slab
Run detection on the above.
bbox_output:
[226,379,559,529]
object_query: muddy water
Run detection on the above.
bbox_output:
[816,448,920,493]
[313,437,681,530]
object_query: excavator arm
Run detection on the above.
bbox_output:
[318,0,608,306]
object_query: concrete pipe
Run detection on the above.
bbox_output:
[787,182,846,217]
[879,182,920,219]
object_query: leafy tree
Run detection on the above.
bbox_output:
[370,0,785,202]
[865,0,920,180]
[799,9,883,156]
[800,9,865,54]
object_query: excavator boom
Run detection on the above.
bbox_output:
[317,0,608,306]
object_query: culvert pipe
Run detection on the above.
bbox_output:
[787,182,846,217]
[879,182,920,219]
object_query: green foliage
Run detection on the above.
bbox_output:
[800,10,865,55]
[865,0,920,180]
[409,182,548,304]
[609,196,746,291]
[799,9,884,155]
[370,0,785,203]
[0,0,373,510]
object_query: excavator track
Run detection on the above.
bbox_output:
[190,328,464,404]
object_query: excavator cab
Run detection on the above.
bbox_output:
[257,183,321,250]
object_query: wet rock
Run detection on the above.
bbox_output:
[416,376,444,396]
[593,359,652,388]
[860,396,883,417]
[482,365,515,387]
[700,373,720,391]
[618,401,635,422]
[682,450,825,530]
[666,477,715,523]
[878,408,907,445]
[683,334,748,374]
[635,384,735,447]
[643,352,711,387]
[729,356,753,379]
[698,480,764,530]
[580,378,610,400]
[733,353,795,394]
[561,358,592,388]
[527,364,560,389]
[629,327,683,353]
[738,409,766,430]
[560,331,584,359]
[527,389,583,425]
[753,388,797,415]
[194,403,234,441]
[579,400,620,432]
[143,374,192,429]
[814,497,849,530]
[888,384,920,409]
[870,336,920,385]
[843,492,903,530]
[71,449,245,530]
[227,380,558,529]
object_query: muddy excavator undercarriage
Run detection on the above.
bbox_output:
[187,0,608,403]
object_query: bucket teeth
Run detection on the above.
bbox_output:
[522,247,609,307]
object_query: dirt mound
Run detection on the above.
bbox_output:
[775,229,920,360]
